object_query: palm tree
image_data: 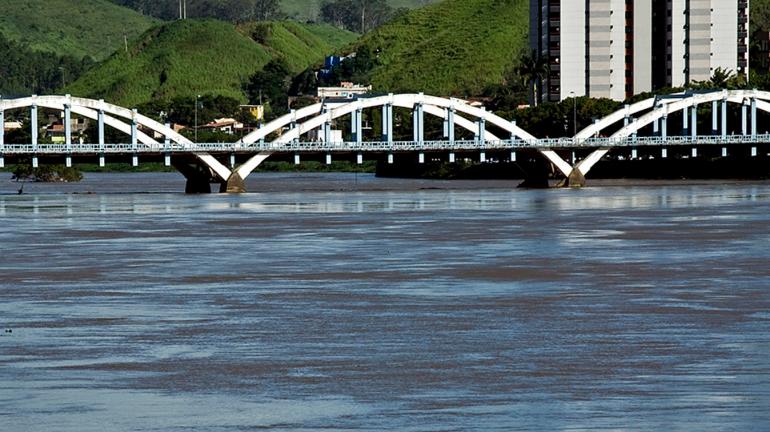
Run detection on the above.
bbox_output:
[517,50,549,107]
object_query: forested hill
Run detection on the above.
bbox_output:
[0,0,158,61]
[107,0,438,21]
[64,20,357,107]
[344,0,529,96]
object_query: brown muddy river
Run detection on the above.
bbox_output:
[1,172,769,431]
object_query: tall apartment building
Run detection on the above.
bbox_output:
[530,0,750,102]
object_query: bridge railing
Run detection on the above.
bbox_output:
[2,135,770,155]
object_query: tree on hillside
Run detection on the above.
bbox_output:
[246,58,293,117]
[0,33,94,96]
[320,0,393,33]
[516,50,549,107]
[317,46,376,87]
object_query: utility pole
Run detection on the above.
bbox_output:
[570,91,577,137]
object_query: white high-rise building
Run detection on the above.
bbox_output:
[530,0,750,102]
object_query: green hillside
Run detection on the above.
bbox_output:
[346,0,529,96]
[281,0,438,20]
[64,20,357,107]
[0,0,159,60]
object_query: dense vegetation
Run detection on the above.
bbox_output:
[332,0,529,96]
[64,19,356,107]
[319,0,401,33]
[0,0,158,61]
[106,0,436,21]
[108,0,282,22]
[0,33,94,96]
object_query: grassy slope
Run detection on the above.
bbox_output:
[0,0,158,60]
[281,0,438,20]
[65,20,357,107]
[351,0,529,96]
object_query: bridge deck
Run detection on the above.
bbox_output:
[2,135,770,155]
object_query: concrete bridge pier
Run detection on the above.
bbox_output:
[172,156,225,194]
[562,167,587,188]
[516,152,553,188]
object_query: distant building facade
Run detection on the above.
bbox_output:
[317,82,372,99]
[530,0,750,102]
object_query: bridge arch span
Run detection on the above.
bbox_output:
[238,93,522,146]
[0,95,232,183]
[611,89,770,139]
[269,93,534,145]
[229,93,534,185]
[575,90,770,141]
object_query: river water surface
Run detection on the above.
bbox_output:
[1,172,769,431]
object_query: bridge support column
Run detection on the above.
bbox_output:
[382,101,393,144]
[355,108,363,145]
[357,152,363,165]
[682,106,689,136]
[691,104,698,138]
[229,153,235,169]
[476,108,486,144]
[388,153,394,164]
[653,118,659,136]
[510,151,516,162]
[323,119,331,144]
[64,100,72,167]
[691,147,698,158]
[449,152,455,163]
[326,153,332,165]
[712,100,718,135]
[624,104,631,127]
[721,100,728,139]
[752,146,757,157]
[294,153,300,165]
[164,122,171,167]
[661,147,667,159]
[742,103,748,136]
[751,98,758,138]
[98,107,105,167]
[722,147,728,157]
[631,148,638,159]
[418,152,425,164]
[413,101,424,144]
[131,109,138,167]
[290,110,298,146]
[31,102,38,154]
[480,151,486,163]
[661,115,668,141]
[445,108,455,143]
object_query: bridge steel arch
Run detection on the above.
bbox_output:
[611,90,770,139]
[238,93,519,146]
[0,95,232,183]
[567,90,770,182]
[227,94,534,189]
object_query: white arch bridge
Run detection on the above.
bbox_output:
[1,91,769,192]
